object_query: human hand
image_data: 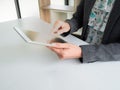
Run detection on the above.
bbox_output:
[52,20,70,35]
[48,43,82,59]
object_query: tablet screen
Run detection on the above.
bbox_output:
[14,26,66,46]
[23,30,66,43]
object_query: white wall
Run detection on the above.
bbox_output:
[0,0,74,23]
[0,0,17,22]
[51,0,64,5]
[0,0,39,23]
[19,0,39,18]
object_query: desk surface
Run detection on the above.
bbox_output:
[0,17,120,90]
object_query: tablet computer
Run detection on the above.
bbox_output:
[14,26,67,46]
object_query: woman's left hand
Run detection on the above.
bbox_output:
[48,43,82,59]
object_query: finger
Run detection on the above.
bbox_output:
[51,48,64,59]
[57,54,64,60]
[48,47,65,60]
[55,29,67,35]
[53,21,63,32]
[50,47,61,54]
[51,43,70,49]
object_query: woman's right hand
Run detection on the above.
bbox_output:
[52,20,70,35]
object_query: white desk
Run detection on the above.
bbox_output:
[0,17,120,90]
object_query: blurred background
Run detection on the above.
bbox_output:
[0,0,79,23]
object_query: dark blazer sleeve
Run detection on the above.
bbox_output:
[80,43,120,63]
[65,0,84,33]
[64,0,120,63]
